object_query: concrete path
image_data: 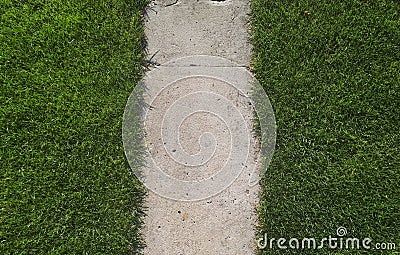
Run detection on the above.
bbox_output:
[141,0,260,254]
[145,0,251,65]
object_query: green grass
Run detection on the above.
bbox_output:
[1,0,148,254]
[252,0,399,254]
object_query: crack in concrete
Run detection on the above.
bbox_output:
[164,0,178,7]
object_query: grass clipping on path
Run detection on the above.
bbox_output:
[1,0,148,254]
[252,0,399,254]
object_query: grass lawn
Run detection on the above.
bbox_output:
[1,0,148,254]
[252,0,399,254]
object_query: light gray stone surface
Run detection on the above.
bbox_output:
[142,1,259,254]
[145,0,252,65]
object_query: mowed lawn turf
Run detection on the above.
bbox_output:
[252,0,399,254]
[1,0,148,254]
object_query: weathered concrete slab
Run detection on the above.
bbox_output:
[139,56,260,255]
[145,0,252,65]
[140,1,261,254]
